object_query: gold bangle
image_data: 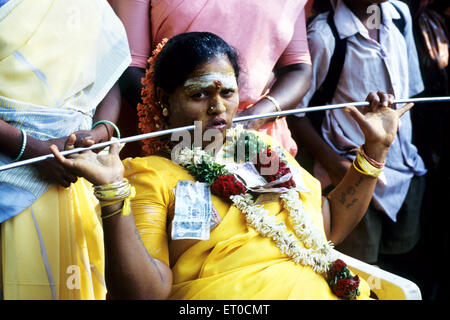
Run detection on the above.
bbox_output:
[93,179,136,218]
[352,160,369,176]
[94,180,131,202]
[356,152,382,177]
[264,95,282,120]
[352,153,382,178]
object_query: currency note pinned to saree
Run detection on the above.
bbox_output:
[172,180,212,240]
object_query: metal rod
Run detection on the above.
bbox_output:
[1,96,449,172]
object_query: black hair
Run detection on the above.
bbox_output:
[153,32,240,93]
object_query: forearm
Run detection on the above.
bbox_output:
[0,119,58,160]
[0,119,27,159]
[325,166,377,245]
[325,144,388,245]
[102,204,172,299]
[240,63,312,129]
[91,82,122,142]
[269,63,312,111]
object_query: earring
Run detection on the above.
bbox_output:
[158,100,169,117]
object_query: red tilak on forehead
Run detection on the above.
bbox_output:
[213,80,222,88]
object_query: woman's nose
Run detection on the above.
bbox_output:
[208,96,227,114]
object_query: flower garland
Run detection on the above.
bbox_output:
[137,38,170,156]
[175,127,361,299]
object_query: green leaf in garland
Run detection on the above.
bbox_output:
[234,131,268,163]
[186,155,229,185]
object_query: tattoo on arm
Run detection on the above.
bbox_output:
[339,176,364,209]
[134,228,165,282]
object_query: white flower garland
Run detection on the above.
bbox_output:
[231,191,335,273]
[175,128,337,274]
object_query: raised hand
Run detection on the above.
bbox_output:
[50,134,124,186]
[344,91,413,161]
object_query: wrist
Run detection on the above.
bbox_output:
[23,136,49,159]
[91,125,108,143]
[361,143,389,163]
[92,120,120,141]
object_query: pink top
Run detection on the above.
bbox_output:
[113,0,311,108]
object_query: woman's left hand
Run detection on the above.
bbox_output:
[50,134,124,186]
[345,91,413,161]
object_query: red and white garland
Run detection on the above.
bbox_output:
[175,127,361,299]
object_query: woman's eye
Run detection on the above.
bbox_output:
[191,92,206,99]
[221,89,235,97]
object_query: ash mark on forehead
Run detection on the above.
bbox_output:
[184,72,238,90]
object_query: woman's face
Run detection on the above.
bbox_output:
[165,55,239,145]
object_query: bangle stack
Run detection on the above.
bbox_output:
[263,95,282,120]
[352,146,385,178]
[13,129,27,161]
[94,179,136,219]
[92,120,121,140]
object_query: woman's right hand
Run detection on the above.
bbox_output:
[345,91,414,162]
[50,134,124,186]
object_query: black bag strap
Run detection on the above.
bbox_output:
[390,2,406,36]
[306,4,406,135]
[307,11,347,134]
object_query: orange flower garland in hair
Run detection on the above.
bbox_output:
[137,38,169,156]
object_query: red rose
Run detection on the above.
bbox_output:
[332,279,350,298]
[349,275,360,290]
[332,259,347,273]
[331,275,360,300]
[256,148,280,170]
[255,148,296,188]
[211,174,246,200]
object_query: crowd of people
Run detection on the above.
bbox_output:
[0,0,448,300]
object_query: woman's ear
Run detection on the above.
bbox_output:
[156,86,170,117]
[156,87,170,109]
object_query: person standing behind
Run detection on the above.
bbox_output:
[0,0,131,299]
[287,0,427,270]
[112,0,312,158]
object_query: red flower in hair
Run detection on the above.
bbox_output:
[211,174,246,200]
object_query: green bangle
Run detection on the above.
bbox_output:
[13,129,27,161]
[92,120,121,140]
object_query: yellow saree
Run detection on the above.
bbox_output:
[0,0,130,300]
[124,134,371,300]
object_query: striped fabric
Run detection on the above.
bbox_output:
[0,0,131,222]
[0,98,92,222]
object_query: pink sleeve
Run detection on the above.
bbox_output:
[112,0,151,68]
[277,8,312,68]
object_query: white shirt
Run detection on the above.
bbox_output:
[297,0,426,221]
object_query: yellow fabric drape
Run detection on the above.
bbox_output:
[1,178,105,300]
[124,133,371,300]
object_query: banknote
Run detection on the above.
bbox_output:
[172,180,212,240]
[225,162,267,188]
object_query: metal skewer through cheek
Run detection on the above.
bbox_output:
[1,96,449,172]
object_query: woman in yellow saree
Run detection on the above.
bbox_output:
[51,32,413,300]
[0,0,131,299]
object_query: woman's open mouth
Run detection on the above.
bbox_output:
[205,118,227,130]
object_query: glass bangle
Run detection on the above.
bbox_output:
[92,120,121,140]
[13,129,27,161]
